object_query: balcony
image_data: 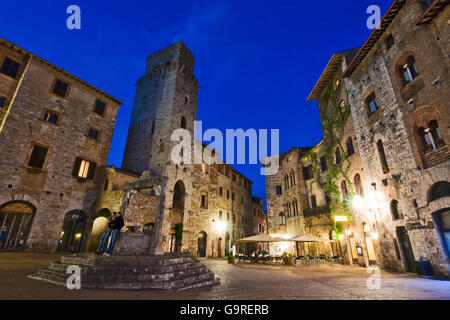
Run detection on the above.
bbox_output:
[424,145,450,168]
[303,204,331,218]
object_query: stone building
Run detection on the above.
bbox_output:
[303,0,449,277]
[91,42,264,258]
[342,0,450,278]
[0,38,123,252]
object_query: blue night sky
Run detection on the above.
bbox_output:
[0,0,393,206]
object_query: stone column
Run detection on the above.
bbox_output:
[149,177,168,256]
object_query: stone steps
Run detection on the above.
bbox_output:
[29,253,219,291]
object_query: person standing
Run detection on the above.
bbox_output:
[96,212,124,256]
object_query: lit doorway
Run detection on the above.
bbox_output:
[197,231,207,257]
[170,181,185,253]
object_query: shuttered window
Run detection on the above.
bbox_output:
[72,157,97,179]
[28,145,48,169]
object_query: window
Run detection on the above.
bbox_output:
[0,58,20,79]
[232,193,235,201]
[377,140,390,173]
[104,179,109,191]
[275,185,282,195]
[399,56,419,86]
[219,187,223,196]
[385,34,394,49]
[325,192,331,205]
[181,116,186,129]
[0,96,6,108]
[72,157,96,179]
[287,203,291,218]
[419,0,434,10]
[290,171,296,187]
[419,120,445,153]
[151,121,155,136]
[201,195,207,208]
[233,214,236,223]
[303,165,313,180]
[42,110,58,124]
[279,213,286,225]
[320,156,327,172]
[293,200,298,216]
[284,175,289,190]
[335,147,342,165]
[87,128,99,139]
[219,211,223,221]
[28,145,48,169]
[311,195,317,208]
[346,137,355,156]
[227,190,230,199]
[390,200,404,221]
[354,174,364,197]
[366,93,379,115]
[227,212,230,220]
[52,79,69,98]
[341,181,348,201]
[94,99,106,116]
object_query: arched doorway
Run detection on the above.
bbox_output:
[0,201,36,251]
[170,180,186,253]
[87,209,111,252]
[197,231,207,257]
[225,232,230,256]
[58,210,87,253]
[432,208,450,263]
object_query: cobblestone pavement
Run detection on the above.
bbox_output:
[1,252,449,300]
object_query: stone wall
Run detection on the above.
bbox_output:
[0,40,121,252]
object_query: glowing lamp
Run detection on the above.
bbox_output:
[352,195,364,210]
[334,215,348,222]
[371,232,379,240]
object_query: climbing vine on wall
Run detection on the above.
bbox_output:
[175,223,183,241]
[307,77,354,238]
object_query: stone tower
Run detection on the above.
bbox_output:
[122,42,199,176]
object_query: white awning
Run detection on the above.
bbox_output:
[290,234,325,242]
[237,234,288,243]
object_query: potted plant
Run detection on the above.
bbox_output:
[423,145,432,153]
[227,254,236,264]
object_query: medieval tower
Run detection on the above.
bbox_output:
[122,42,199,176]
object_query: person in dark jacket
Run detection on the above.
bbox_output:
[96,212,124,256]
